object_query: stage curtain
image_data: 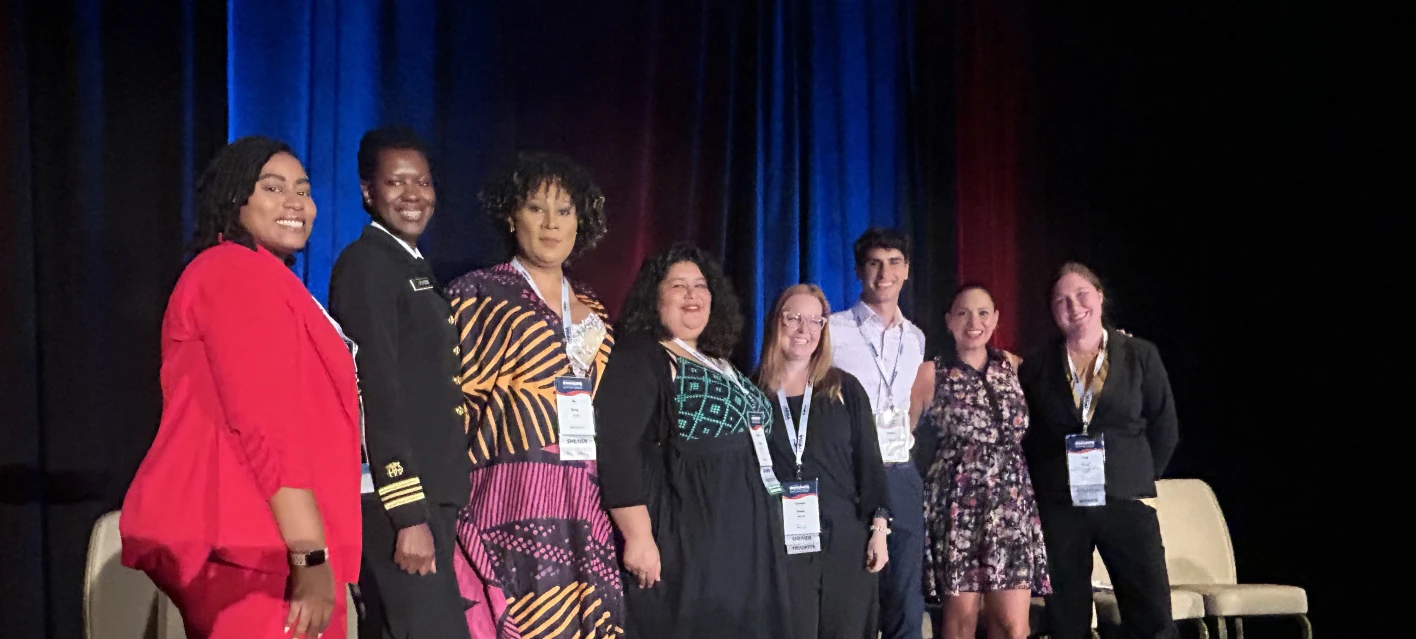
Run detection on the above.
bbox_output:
[227,0,935,365]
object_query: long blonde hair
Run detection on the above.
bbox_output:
[755,284,844,403]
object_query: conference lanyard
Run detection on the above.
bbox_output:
[777,384,814,479]
[1066,332,1109,434]
[856,314,905,408]
[672,338,754,396]
[510,258,587,378]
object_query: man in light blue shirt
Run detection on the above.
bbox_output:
[829,228,927,639]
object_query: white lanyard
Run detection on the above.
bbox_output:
[776,383,814,478]
[856,314,905,409]
[672,338,752,396]
[312,297,367,458]
[511,258,587,378]
[1066,332,1109,433]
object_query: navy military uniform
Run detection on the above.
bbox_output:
[329,223,471,639]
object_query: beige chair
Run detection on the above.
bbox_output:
[84,511,184,639]
[1156,479,1310,639]
[86,510,360,639]
[1091,547,1210,639]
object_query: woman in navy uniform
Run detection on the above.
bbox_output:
[328,126,472,639]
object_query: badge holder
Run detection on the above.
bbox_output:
[876,405,911,463]
[781,479,823,554]
[556,376,597,461]
[747,411,784,496]
[1065,433,1106,507]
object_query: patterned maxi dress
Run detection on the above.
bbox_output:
[446,263,624,638]
[921,349,1051,596]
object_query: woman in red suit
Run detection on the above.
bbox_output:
[120,136,363,639]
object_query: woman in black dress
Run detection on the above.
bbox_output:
[596,243,793,639]
[754,284,891,639]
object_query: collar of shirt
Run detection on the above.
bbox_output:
[829,303,926,417]
[947,347,1000,376]
[370,220,423,259]
[850,300,905,329]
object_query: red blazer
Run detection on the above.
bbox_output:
[121,242,362,589]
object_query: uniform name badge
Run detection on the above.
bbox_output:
[875,407,911,463]
[556,376,597,461]
[1065,433,1106,507]
[747,411,784,496]
[781,480,822,554]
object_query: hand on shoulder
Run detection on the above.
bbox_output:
[1002,350,1023,368]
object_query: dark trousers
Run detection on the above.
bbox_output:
[1037,499,1178,639]
[358,501,471,639]
[786,504,880,639]
[879,463,925,639]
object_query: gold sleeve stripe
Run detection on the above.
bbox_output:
[379,485,422,502]
[384,493,426,510]
[377,477,421,495]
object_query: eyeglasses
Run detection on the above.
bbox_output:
[781,311,827,332]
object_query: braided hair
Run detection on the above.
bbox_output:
[190,136,297,262]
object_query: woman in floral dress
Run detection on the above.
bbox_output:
[914,285,1049,639]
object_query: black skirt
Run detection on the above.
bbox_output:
[622,432,793,639]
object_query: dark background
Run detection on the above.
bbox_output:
[2,0,1397,637]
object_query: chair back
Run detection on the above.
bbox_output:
[85,511,170,639]
[88,510,359,638]
[1086,480,1238,587]
[1154,478,1238,585]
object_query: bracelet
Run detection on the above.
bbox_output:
[869,523,891,535]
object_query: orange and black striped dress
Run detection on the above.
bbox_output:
[446,263,624,639]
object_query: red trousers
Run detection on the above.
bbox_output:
[162,559,348,639]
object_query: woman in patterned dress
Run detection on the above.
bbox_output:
[596,243,793,639]
[445,152,624,638]
[912,285,1049,639]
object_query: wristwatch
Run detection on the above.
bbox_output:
[289,548,329,567]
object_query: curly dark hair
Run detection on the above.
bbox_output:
[190,135,297,263]
[357,125,431,216]
[616,243,743,360]
[479,151,608,264]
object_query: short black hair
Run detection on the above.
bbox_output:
[616,243,743,360]
[478,151,608,264]
[852,227,912,269]
[190,135,297,263]
[357,126,431,217]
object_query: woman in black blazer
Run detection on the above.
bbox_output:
[1019,262,1179,639]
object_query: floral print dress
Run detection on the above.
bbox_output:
[921,350,1051,595]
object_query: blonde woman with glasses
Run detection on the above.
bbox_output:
[755,284,892,639]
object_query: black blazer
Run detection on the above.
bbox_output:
[329,225,471,529]
[1019,329,1178,502]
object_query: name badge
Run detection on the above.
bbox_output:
[1065,434,1106,507]
[875,407,911,463]
[360,463,374,494]
[747,411,784,496]
[408,277,434,292]
[781,480,823,554]
[555,377,597,460]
